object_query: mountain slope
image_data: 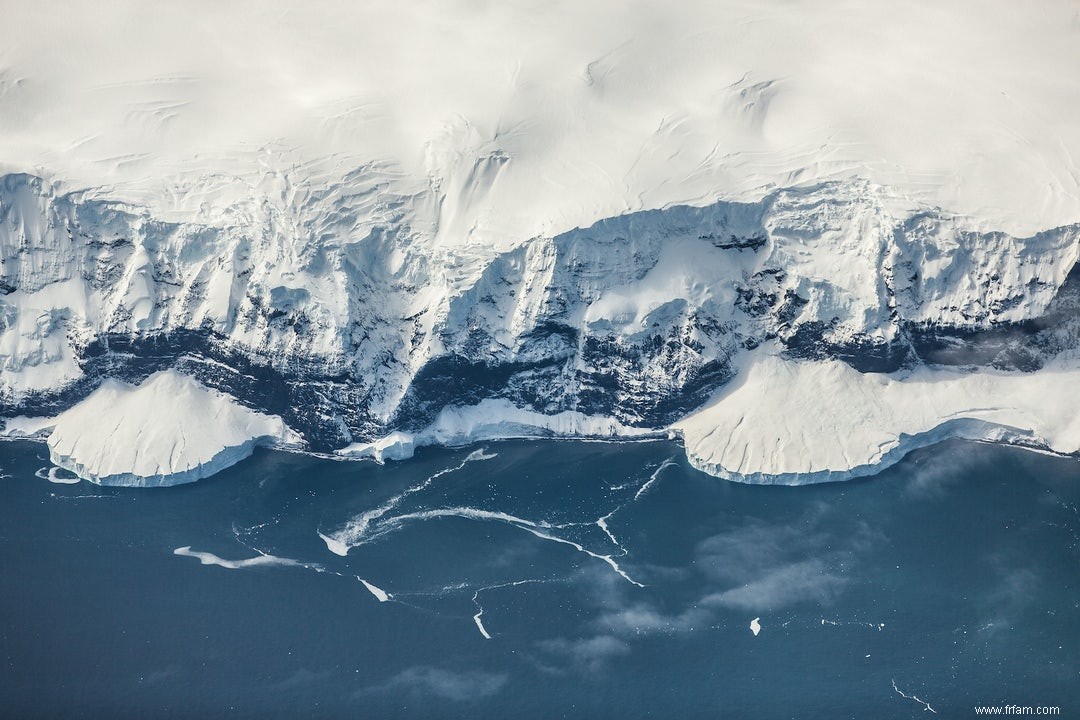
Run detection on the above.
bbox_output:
[2,175,1077,459]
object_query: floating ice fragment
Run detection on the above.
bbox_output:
[318,531,351,557]
[473,611,492,640]
[36,466,79,484]
[173,546,304,569]
[358,577,391,602]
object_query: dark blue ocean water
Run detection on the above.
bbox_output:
[0,438,1077,719]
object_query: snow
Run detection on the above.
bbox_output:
[1,2,1078,488]
[42,370,301,486]
[674,353,1080,484]
[15,351,1079,487]
[0,1,1077,244]
[0,279,90,395]
[333,354,1080,486]
[346,431,417,464]
[1,414,56,438]
[337,398,655,461]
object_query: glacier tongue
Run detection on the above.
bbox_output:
[674,354,1080,484]
[40,370,301,486]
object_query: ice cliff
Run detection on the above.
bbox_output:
[9,370,299,486]
[2,175,1076,484]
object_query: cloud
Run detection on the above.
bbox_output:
[901,442,984,500]
[562,505,882,645]
[140,665,182,686]
[691,507,878,613]
[701,559,848,611]
[360,666,508,702]
[595,601,714,635]
[270,667,332,691]
[974,562,1040,636]
[694,520,821,585]
[537,635,629,673]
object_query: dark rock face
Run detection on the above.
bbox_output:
[786,261,1080,375]
[906,262,1080,371]
[3,331,363,452]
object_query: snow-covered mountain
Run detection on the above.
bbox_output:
[1,1,1078,484]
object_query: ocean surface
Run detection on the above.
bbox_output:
[0,438,1077,719]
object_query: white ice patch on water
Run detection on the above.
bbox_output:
[515,524,645,588]
[444,509,641,586]
[596,514,619,546]
[173,546,308,570]
[384,507,552,529]
[590,461,677,573]
[49,492,116,500]
[472,591,492,640]
[473,611,491,640]
[634,458,676,501]
[318,532,352,557]
[467,579,552,640]
[750,617,761,636]
[316,452,661,641]
[36,466,80,484]
[358,577,391,602]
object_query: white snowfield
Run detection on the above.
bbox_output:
[24,370,300,486]
[0,0,1077,240]
[673,354,1080,483]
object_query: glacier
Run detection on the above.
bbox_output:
[3,370,300,486]
[0,1,1078,485]
[675,353,1080,484]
